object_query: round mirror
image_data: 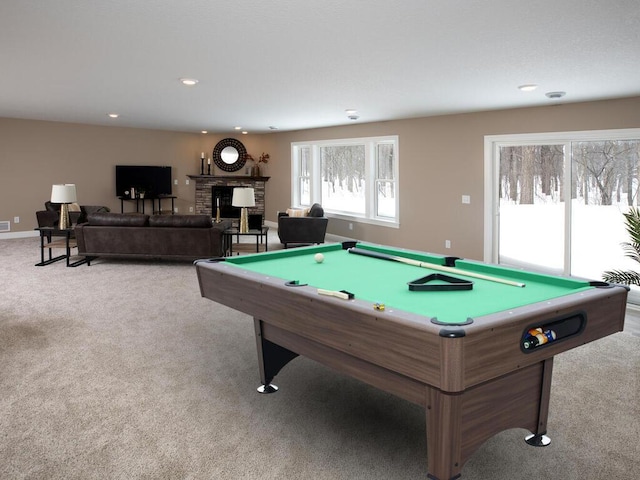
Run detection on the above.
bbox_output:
[221,146,239,164]
[213,138,247,172]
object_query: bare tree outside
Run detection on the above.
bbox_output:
[498,139,640,280]
[320,145,366,214]
[376,143,396,218]
[501,141,640,206]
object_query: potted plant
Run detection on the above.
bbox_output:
[249,152,270,177]
[603,207,640,285]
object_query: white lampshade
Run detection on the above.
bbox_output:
[51,184,77,203]
[232,187,255,208]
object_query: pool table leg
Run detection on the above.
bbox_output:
[425,387,463,480]
[524,357,553,447]
[254,319,299,394]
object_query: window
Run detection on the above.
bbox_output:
[291,136,399,226]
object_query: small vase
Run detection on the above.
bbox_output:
[251,165,261,177]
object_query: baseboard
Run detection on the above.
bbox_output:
[0,230,39,240]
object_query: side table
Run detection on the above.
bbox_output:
[223,226,270,256]
[35,227,87,267]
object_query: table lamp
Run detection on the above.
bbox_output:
[232,187,255,233]
[51,184,77,230]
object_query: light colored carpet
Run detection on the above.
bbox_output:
[1,237,638,480]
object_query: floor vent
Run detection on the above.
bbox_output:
[0,221,10,232]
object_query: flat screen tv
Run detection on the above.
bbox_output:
[115,165,172,198]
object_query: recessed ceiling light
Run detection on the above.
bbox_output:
[518,84,538,92]
[345,109,359,120]
[107,113,119,118]
[545,91,566,99]
[179,78,199,86]
[242,131,248,135]
[201,130,208,134]
[234,126,242,130]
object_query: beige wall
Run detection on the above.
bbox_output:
[266,97,640,260]
[0,118,266,234]
[2,97,639,260]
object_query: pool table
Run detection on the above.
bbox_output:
[195,242,628,480]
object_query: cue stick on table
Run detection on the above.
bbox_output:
[347,247,526,288]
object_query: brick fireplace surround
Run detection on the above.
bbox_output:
[188,175,269,219]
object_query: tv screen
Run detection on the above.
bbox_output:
[115,165,172,198]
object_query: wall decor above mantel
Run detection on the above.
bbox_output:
[212,138,247,173]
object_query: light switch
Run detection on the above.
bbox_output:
[462,195,471,204]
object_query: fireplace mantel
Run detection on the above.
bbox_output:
[187,175,270,181]
[189,175,269,218]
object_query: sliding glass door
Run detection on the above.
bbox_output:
[485,129,640,300]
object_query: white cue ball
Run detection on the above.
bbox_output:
[314,253,324,263]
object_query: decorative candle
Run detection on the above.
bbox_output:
[217,198,220,207]
[201,152,205,158]
[208,158,211,165]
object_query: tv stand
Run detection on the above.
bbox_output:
[118,195,176,215]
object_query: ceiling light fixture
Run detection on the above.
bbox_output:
[518,84,538,92]
[345,109,359,120]
[201,130,208,134]
[241,131,248,135]
[234,126,242,130]
[545,91,566,99]
[107,113,119,118]
[179,78,199,86]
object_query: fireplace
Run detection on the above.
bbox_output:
[188,175,269,219]
[212,186,240,218]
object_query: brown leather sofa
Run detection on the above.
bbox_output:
[75,212,230,264]
[277,203,328,248]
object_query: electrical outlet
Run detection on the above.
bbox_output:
[174,207,178,213]
[445,240,451,249]
[185,179,190,185]
[189,206,194,213]
[174,179,178,185]
[349,223,353,230]
[462,195,471,204]
[14,216,19,223]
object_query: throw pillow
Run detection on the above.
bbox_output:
[308,203,324,217]
[286,208,306,217]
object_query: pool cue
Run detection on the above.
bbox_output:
[348,247,526,288]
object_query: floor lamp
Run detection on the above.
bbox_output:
[232,187,255,233]
[51,184,77,230]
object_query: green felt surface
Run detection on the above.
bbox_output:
[226,243,593,324]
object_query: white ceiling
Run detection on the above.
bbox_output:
[1,0,638,134]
